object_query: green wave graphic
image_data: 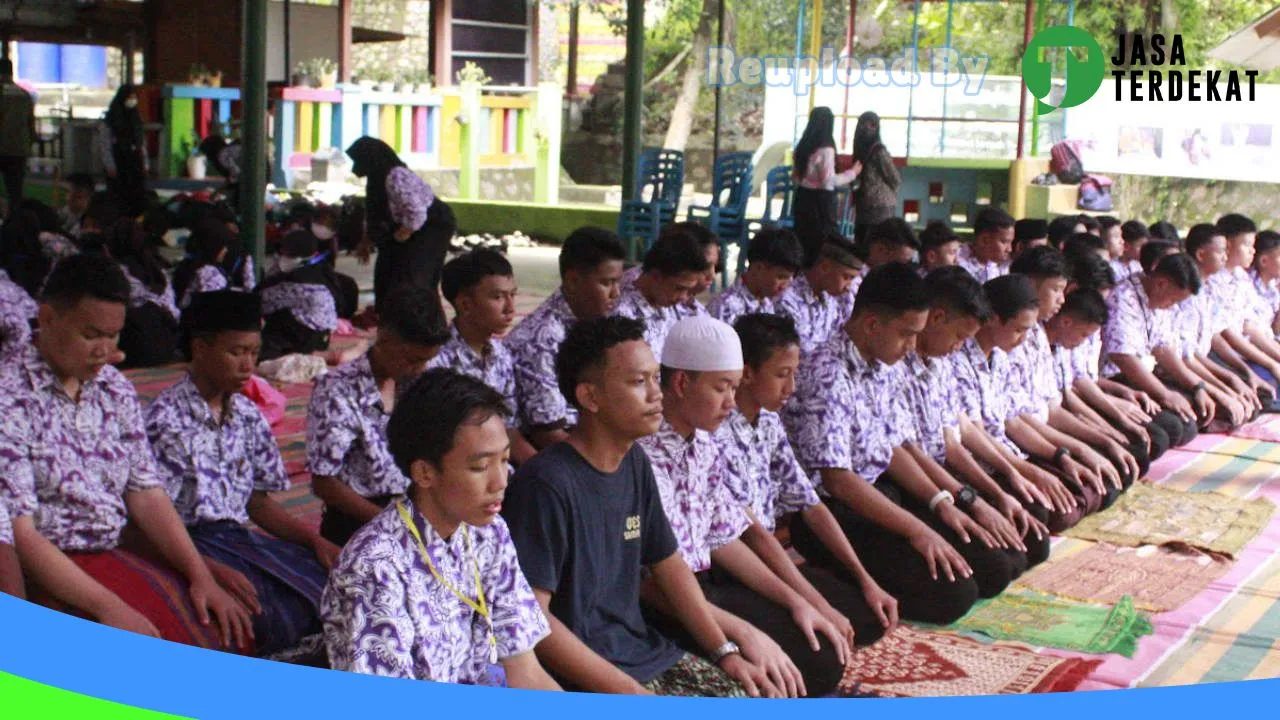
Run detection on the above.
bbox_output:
[0,671,190,719]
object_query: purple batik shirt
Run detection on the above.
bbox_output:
[1110,259,1141,284]
[707,278,777,327]
[957,245,1009,284]
[0,271,35,360]
[306,355,411,498]
[900,352,963,466]
[1169,293,1216,360]
[323,502,549,683]
[262,281,339,333]
[387,167,433,232]
[506,290,581,429]
[614,283,681,362]
[123,267,181,322]
[1051,332,1103,394]
[427,324,520,429]
[0,500,12,545]
[638,420,750,573]
[1204,268,1248,335]
[716,408,819,533]
[181,265,229,308]
[145,376,290,526]
[783,332,911,488]
[1246,269,1280,335]
[1006,323,1060,423]
[1102,275,1176,377]
[776,273,845,354]
[0,345,163,552]
[948,338,1025,459]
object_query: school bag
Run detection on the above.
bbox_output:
[1077,174,1114,212]
[1050,140,1086,185]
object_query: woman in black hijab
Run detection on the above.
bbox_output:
[792,107,861,266]
[346,136,456,314]
[849,111,901,247]
[101,85,149,218]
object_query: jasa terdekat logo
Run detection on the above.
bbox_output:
[1022,26,1260,115]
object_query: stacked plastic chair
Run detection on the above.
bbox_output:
[687,152,754,288]
[742,165,796,275]
[617,149,685,257]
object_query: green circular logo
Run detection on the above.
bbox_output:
[1022,25,1105,115]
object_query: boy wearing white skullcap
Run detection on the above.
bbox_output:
[637,315,847,698]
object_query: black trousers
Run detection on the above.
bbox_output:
[1111,375,1199,448]
[0,155,25,214]
[790,478,1024,626]
[645,564,848,697]
[260,310,331,362]
[372,199,456,314]
[319,494,395,547]
[792,187,837,269]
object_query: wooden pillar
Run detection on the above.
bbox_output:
[567,1,580,97]
[432,0,453,87]
[338,0,354,82]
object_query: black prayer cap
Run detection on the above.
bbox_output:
[182,290,262,336]
[1015,218,1049,242]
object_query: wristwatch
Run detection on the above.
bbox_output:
[1053,446,1073,466]
[1192,381,1208,396]
[954,485,978,512]
[711,641,742,666]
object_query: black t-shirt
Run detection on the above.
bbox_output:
[504,442,684,683]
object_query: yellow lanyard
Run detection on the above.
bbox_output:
[397,502,497,664]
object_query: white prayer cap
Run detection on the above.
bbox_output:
[661,315,743,372]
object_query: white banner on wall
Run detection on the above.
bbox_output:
[1063,82,1280,185]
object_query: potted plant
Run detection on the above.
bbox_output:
[354,70,377,90]
[207,69,223,88]
[188,63,209,87]
[182,133,207,179]
[309,58,338,89]
[291,60,313,89]
[373,68,396,93]
[455,61,492,87]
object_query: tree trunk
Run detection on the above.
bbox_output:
[662,0,718,151]
[1159,0,1177,32]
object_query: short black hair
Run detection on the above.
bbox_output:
[641,230,710,276]
[1147,221,1180,244]
[924,265,991,322]
[662,221,717,250]
[1010,245,1070,280]
[973,206,1015,236]
[1152,253,1202,294]
[377,285,450,346]
[746,227,804,273]
[852,262,931,319]
[40,253,131,309]
[440,248,514,305]
[1078,214,1101,232]
[1047,215,1080,248]
[817,231,860,269]
[866,217,920,250]
[983,274,1040,321]
[1139,240,1178,274]
[734,313,801,369]
[65,173,96,193]
[1059,288,1109,326]
[1098,215,1121,231]
[1217,213,1258,239]
[1184,223,1223,259]
[559,226,626,278]
[387,368,511,477]
[1069,251,1116,292]
[1121,220,1150,245]
[83,192,122,230]
[1256,230,1280,259]
[1062,232,1106,260]
[920,221,959,255]
[556,315,648,410]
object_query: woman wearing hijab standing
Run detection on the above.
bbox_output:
[792,107,861,267]
[346,137,456,313]
[849,111,901,248]
[100,85,149,218]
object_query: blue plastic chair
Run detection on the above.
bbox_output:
[617,149,685,256]
[687,152,754,288]
[741,165,796,276]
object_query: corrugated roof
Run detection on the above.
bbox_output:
[1208,5,1280,71]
